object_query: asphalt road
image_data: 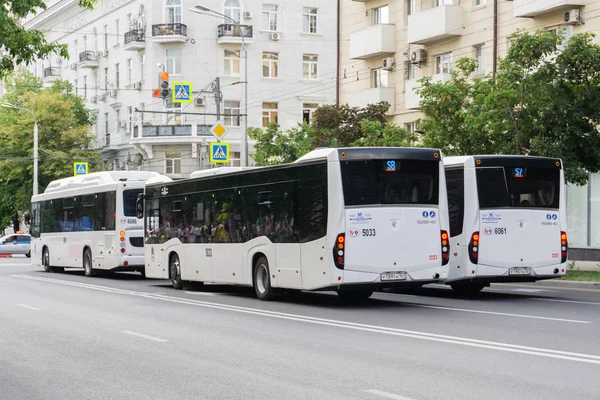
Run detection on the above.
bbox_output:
[1,256,599,400]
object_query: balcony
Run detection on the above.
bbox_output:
[407,5,462,45]
[123,29,146,51]
[514,0,585,17]
[43,67,60,84]
[142,125,192,137]
[349,24,396,60]
[405,74,450,109]
[78,50,99,68]
[217,24,254,44]
[136,124,213,141]
[152,23,187,43]
[346,87,395,114]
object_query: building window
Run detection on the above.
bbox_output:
[224,0,241,23]
[93,72,98,93]
[262,4,278,31]
[224,50,240,76]
[262,52,279,78]
[74,79,78,96]
[165,152,181,174]
[139,53,145,80]
[229,151,241,167]
[93,28,97,52]
[372,5,389,25]
[405,0,414,22]
[104,112,109,145]
[167,0,182,24]
[303,7,318,34]
[73,39,78,56]
[166,48,182,75]
[83,75,87,97]
[303,54,318,79]
[262,102,278,127]
[548,25,574,52]
[404,61,415,80]
[371,68,388,88]
[103,25,108,50]
[127,58,133,83]
[116,110,120,131]
[475,0,486,6]
[435,52,452,74]
[224,100,241,127]
[127,106,133,134]
[104,68,109,91]
[115,63,120,88]
[83,35,87,51]
[474,44,484,75]
[302,103,319,124]
[114,19,120,45]
[166,98,182,109]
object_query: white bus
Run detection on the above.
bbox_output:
[443,155,568,294]
[140,147,450,300]
[29,171,159,276]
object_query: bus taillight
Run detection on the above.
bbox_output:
[441,230,450,266]
[333,233,345,270]
[468,232,479,265]
[561,231,568,263]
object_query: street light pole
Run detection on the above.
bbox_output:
[1,103,38,195]
[189,5,249,167]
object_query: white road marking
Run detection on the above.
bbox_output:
[531,298,600,306]
[496,283,600,293]
[510,288,548,293]
[184,291,219,296]
[122,330,168,343]
[365,389,418,400]
[404,304,590,324]
[12,274,600,365]
[17,304,41,311]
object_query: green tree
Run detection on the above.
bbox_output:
[0,70,101,225]
[417,30,600,184]
[0,0,97,79]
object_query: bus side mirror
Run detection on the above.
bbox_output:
[136,193,145,219]
[24,212,31,226]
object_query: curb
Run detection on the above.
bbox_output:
[498,280,600,290]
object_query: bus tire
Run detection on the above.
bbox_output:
[170,253,183,290]
[337,289,373,301]
[450,283,485,296]
[253,256,274,301]
[83,248,95,277]
[26,251,31,258]
[42,247,51,273]
[139,267,146,278]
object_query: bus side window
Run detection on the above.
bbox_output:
[445,168,464,238]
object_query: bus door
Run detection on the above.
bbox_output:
[476,166,562,272]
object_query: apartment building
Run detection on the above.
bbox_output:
[340,0,600,254]
[23,0,337,177]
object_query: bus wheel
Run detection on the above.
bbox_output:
[450,283,485,296]
[253,256,274,301]
[42,248,51,273]
[139,267,146,278]
[170,254,183,290]
[26,251,31,258]
[337,289,373,301]
[83,249,95,277]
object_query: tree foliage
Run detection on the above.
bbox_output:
[0,0,97,79]
[247,102,416,166]
[418,30,600,185]
[0,68,101,227]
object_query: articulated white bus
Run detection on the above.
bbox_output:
[140,147,450,300]
[29,171,159,276]
[443,155,567,294]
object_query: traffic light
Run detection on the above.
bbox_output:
[159,71,171,99]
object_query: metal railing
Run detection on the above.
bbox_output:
[217,24,253,39]
[43,67,60,78]
[124,29,146,44]
[79,50,98,63]
[142,125,192,137]
[152,23,187,37]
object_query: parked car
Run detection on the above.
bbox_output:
[0,233,31,257]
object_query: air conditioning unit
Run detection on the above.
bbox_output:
[564,9,581,24]
[133,81,142,90]
[101,49,109,57]
[194,97,205,106]
[410,49,427,64]
[90,95,98,103]
[382,57,395,71]
[243,11,253,19]
[109,90,117,98]
[69,63,77,70]
[270,32,280,41]
[99,92,107,101]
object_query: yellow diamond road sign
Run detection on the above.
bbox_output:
[210,121,228,139]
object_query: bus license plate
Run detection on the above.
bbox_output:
[509,267,532,276]
[381,272,407,281]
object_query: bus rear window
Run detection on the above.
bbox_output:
[476,167,560,209]
[341,159,439,206]
[123,189,143,217]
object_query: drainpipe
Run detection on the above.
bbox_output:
[336,0,341,106]
[493,0,498,77]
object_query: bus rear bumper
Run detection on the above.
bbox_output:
[340,267,443,287]
[112,255,145,270]
[445,263,567,284]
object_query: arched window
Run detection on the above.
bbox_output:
[224,0,241,23]
[166,0,182,24]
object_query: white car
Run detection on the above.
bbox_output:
[0,233,31,257]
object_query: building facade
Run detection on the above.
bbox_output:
[24,0,337,177]
[340,0,600,253]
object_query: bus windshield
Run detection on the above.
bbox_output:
[476,167,560,209]
[123,189,143,217]
[340,159,439,206]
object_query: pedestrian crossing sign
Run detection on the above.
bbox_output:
[74,162,89,176]
[210,142,230,164]
[172,82,192,103]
